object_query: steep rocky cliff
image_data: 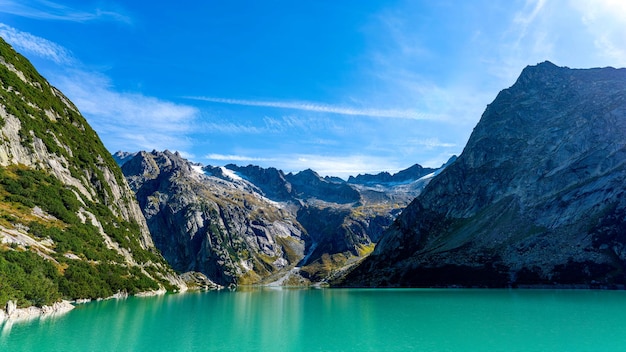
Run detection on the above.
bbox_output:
[121,150,307,286]
[340,61,626,288]
[119,151,449,285]
[0,38,184,310]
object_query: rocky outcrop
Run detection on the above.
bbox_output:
[122,150,307,286]
[285,169,361,204]
[340,61,626,288]
[295,205,392,264]
[179,271,223,290]
[0,300,74,324]
[218,164,293,201]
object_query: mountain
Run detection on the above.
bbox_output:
[120,150,307,286]
[210,159,455,283]
[0,37,184,312]
[347,164,436,185]
[284,169,361,204]
[339,61,626,288]
[117,151,452,285]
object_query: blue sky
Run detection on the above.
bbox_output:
[0,1,625,178]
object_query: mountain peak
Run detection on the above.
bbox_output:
[347,163,436,185]
[534,60,558,68]
[512,60,567,89]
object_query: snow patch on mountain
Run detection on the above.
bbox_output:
[220,166,243,181]
[191,164,206,176]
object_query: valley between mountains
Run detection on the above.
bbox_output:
[114,150,453,287]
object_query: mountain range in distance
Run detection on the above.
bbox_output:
[114,150,455,286]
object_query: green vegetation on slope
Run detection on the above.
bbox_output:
[0,37,129,212]
[0,166,165,308]
[0,38,177,308]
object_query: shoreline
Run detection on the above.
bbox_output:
[0,282,214,326]
[3,283,623,326]
[0,300,75,325]
[0,289,167,325]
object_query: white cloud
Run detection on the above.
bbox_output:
[0,25,198,154]
[205,154,273,162]
[487,0,555,83]
[570,0,626,65]
[51,69,198,153]
[201,122,264,134]
[200,115,328,135]
[411,138,456,150]
[0,0,131,23]
[186,96,439,120]
[513,0,547,38]
[494,0,626,80]
[0,23,74,64]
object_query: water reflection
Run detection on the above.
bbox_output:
[0,303,73,337]
[3,289,626,351]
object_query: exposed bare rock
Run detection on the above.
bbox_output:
[0,300,74,324]
[119,148,452,286]
[340,62,626,288]
[122,150,307,286]
[179,271,222,290]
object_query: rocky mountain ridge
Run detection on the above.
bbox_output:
[340,61,626,288]
[117,150,453,285]
[347,163,437,185]
[120,150,306,286]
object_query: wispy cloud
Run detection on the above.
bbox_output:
[50,69,198,153]
[278,154,408,178]
[495,0,626,81]
[571,0,626,66]
[201,122,265,134]
[186,96,438,120]
[411,138,456,149]
[485,0,555,83]
[0,0,131,23]
[513,0,547,40]
[0,23,74,64]
[0,25,197,154]
[206,154,274,162]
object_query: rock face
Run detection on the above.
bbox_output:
[0,37,184,310]
[121,150,307,285]
[340,61,626,288]
[119,151,452,285]
[285,169,361,204]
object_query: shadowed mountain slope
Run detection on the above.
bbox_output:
[339,61,626,288]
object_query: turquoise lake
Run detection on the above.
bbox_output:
[2,288,626,351]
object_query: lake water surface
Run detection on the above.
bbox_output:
[2,288,626,351]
